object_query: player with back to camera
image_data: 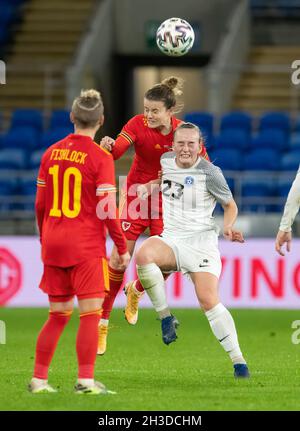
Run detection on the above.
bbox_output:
[135,122,250,378]
[275,165,300,256]
[29,89,130,394]
[97,77,209,355]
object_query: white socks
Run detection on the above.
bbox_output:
[205,303,246,365]
[137,263,170,318]
[99,319,109,326]
[77,378,94,386]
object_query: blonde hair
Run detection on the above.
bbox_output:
[145,76,184,113]
[71,89,104,129]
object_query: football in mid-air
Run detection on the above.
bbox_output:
[156,17,195,57]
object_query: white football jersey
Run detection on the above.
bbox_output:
[160,152,233,238]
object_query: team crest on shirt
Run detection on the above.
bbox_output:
[184,176,194,186]
[122,221,131,231]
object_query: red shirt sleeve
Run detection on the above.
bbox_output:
[200,142,210,161]
[111,116,137,160]
[95,148,127,255]
[35,156,47,240]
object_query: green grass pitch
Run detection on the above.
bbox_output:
[0,308,300,411]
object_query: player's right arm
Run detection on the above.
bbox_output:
[276,167,300,256]
[35,154,47,241]
[100,117,137,160]
[95,148,128,258]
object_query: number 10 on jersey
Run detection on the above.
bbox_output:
[49,164,82,218]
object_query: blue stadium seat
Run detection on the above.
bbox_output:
[251,129,287,151]
[11,109,43,133]
[3,127,38,151]
[210,149,242,170]
[19,176,36,211]
[277,179,293,199]
[41,128,71,148]
[214,129,249,150]
[259,112,290,136]
[242,181,276,213]
[29,149,45,169]
[281,150,300,171]
[220,112,252,135]
[243,149,280,171]
[184,112,214,136]
[289,132,300,150]
[0,148,27,169]
[49,110,72,130]
[0,177,18,212]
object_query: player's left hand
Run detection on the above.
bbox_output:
[223,227,244,243]
[100,136,115,152]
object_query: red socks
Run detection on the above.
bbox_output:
[76,309,101,379]
[135,279,145,293]
[101,266,124,320]
[33,310,72,379]
[135,272,169,293]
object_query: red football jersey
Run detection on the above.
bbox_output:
[36,134,126,268]
[112,114,209,187]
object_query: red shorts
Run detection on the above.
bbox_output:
[119,189,163,241]
[39,258,109,303]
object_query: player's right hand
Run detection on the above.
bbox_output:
[118,251,131,270]
[100,136,115,152]
[223,227,245,243]
[275,230,292,256]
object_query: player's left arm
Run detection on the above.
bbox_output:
[206,166,244,242]
[222,199,244,242]
[35,162,47,241]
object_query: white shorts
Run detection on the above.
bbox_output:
[154,231,222,279]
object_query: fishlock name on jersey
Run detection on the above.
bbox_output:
[50,149,88,164]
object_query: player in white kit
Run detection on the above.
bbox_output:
[135,122,250,378]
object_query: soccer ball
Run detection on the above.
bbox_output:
[156,17,195,57]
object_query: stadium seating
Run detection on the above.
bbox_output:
[29,149,44,170]
[19,176,36,211]
[243,149,280,170]
[242,181,276,212]
[220,112,252,135]
[41,128,72,149]
[184,112,214,147]
[289,132,300,150]
[3,127,38,151]
[210,149,242,170]
[252,129,287,151]
[11,109,44,133]
[214,129,249,150]
[0,148,27,169]
[49,110,73,130]
[184,112,214,135]
[281,150,300,171]
[259,112,290,137]
[0,108,298,216]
